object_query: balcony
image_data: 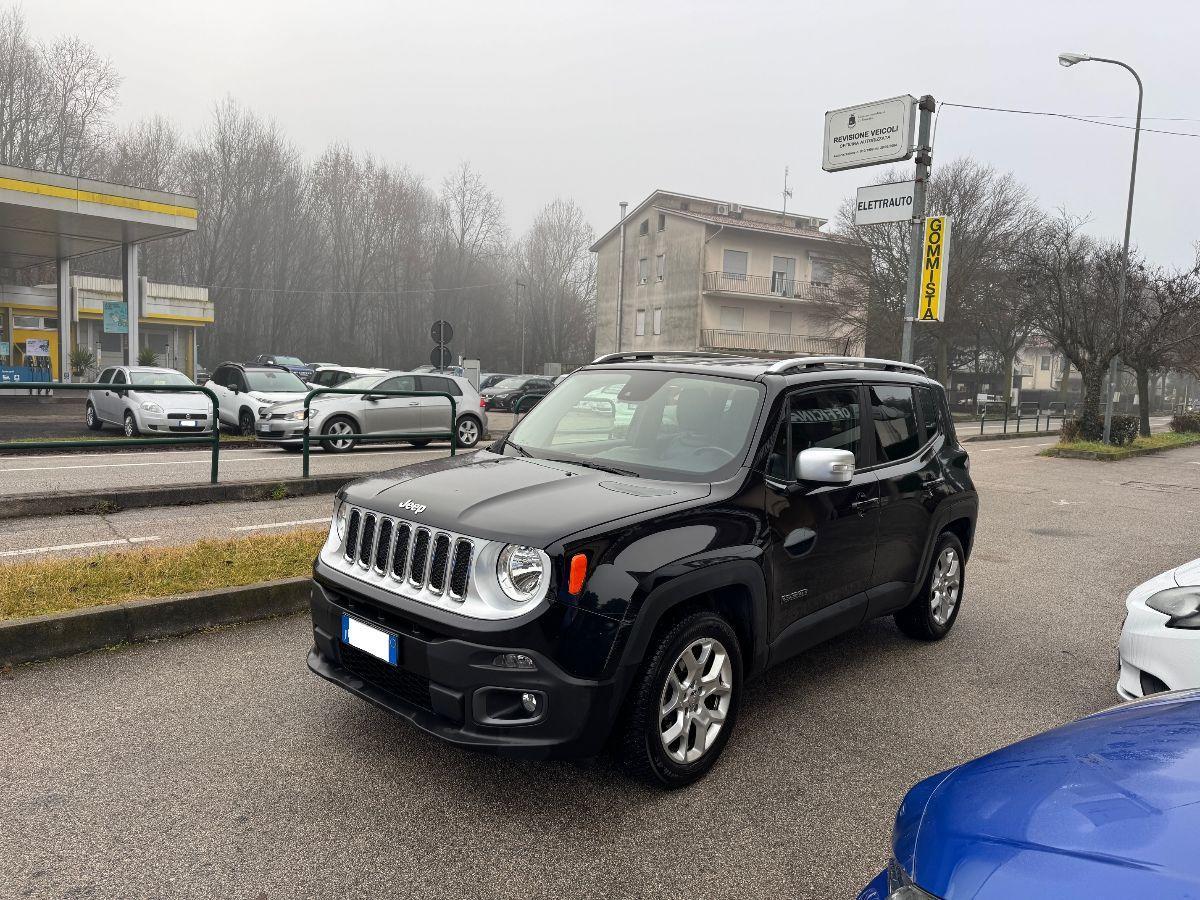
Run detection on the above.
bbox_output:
[700,329,853,356]
[703,271,837,302]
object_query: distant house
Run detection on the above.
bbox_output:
[591,189,864,358]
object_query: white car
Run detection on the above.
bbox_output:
[307,365,387,390]
[86,366,213,437]
[204,362,310,434]
[1118,557,1200,699]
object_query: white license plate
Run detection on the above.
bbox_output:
[341,614,398,664]
[257,423,270,432]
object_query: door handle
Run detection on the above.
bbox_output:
[407,401,420,406]
[923,476,946,487]
[850,496,879,515]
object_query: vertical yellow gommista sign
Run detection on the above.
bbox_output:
[917,215,951,322]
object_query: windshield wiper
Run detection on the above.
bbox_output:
[504,438,532,457]
[549,457,640,478]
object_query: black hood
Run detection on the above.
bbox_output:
[341,450,711,547]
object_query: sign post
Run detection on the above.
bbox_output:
[899,95,937,364]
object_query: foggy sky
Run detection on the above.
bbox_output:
[28,0,1200,268]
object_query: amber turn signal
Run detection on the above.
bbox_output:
[567,553,588,595]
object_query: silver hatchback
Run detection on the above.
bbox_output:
[255,371,488,452]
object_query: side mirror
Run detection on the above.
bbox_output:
[228,383,239,394]
[797,448,855,484]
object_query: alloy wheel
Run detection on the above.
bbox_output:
[123,415,136,437]
[456,418,479,447]
[658,638,733,765]
[930,546,962,626]
[326,420,353,450]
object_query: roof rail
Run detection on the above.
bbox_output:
[590,350,741,365]
[766,356,926,376]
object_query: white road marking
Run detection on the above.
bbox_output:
[0,535,161,558]
[231,518,328,532]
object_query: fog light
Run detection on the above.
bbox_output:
[493,652,536,670]
[521,692,539,714]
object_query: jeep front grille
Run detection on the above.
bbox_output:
[340,506,474,603]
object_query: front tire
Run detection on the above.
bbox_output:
[618,611,741,789]
[895,532,965,641]
[123,411,140,437]
[85,402,103,431]
[320,415,358,453]
[238,408,256,436]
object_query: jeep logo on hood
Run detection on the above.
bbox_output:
[397,499,427,515]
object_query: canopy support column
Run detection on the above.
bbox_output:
[56,257,71,381]
[122,243,140,366]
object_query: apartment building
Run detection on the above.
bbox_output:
[592,190,863,358]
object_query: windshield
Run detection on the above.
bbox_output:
[330,375,386,392]
[130,371,193,387]
[272,356,304,366]
[503,370,764,482]
[491,377,528,391]
[245,370,307,392]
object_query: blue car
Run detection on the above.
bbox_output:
[860,688,1200,899]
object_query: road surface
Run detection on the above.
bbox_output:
[6,442,1200,897]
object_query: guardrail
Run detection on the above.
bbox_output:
[976,404,1070,436]
[299,387,457,477]
[0,381,221,483]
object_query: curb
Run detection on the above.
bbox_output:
[0,577,310,666]
[0,475,352,520]
[1040,435,1200,461]
[963,428,1061,444]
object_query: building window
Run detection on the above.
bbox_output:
[639,219,649,236]
[768,310,792,334]
[635,309,646,336]
[810,258,834,285]
[653,307,663,335]
[656,254,665,281]
[719,306,744,331]
[657,213,666,232]
[1040,355,1051,371]
[637,257,648,284]
[722,249,748,280]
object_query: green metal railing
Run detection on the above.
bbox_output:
[0,381,221,483]
[299,387,458,477]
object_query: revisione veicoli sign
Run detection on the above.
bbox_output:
[853,180,916,226]
[823,95,916,172]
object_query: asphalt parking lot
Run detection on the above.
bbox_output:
[5,441,1200,899]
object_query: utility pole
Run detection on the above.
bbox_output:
[515,280,527,373]
[900,95,937,365]
[615,201,628,353]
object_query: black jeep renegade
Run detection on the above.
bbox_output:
[308,353,977,787]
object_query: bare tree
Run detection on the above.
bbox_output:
[1124,261,1200,434]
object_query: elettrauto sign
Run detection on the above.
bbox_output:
[823,96,916,172]
[854,180,916,226]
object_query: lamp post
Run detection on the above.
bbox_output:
[515,279,527,374]
[1058,51,1143,444]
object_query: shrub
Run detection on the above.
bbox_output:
[1109,415,1139,447]
[137,346,159,366]
[1059,417,1083,443]
[1170,413,1200,433]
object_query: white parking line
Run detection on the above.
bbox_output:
[230,518,328,532]
[0,535,160,558]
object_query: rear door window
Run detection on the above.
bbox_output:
[98,368,114,384]
[418,375,462,396]
[112,369,127,385]
[870,385,919,463]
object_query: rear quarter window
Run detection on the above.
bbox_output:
[870,385,919,462]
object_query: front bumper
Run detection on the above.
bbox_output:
[256,419,308,444]
[1118,600,1200,699]
[308,575,624,758]
[135,410,212,433]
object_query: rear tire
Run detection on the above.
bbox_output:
[85,402,103,431]
[455,416,481,448]
[895,532,965,641]
[320,415,358,453]
[618,611,741,789]
[123,411,140,438]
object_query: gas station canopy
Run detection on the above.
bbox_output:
[0,163,197,269]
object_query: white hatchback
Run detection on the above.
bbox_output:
[86,366,213,436]
[1118,557,1200,699]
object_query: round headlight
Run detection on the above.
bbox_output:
[497,544,547,604]
[333,498,348,538]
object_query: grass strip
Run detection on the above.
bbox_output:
[0,528,326,621]
[1040,431,1200,460]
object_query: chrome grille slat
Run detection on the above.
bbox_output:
[391,523,411,581]
[374,518,394,572]
[408,528,432,589]
[428,534,451,594]
[358,514,376,567]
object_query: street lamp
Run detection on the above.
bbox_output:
[1058,50,1143,444]
[515,280,527,374]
